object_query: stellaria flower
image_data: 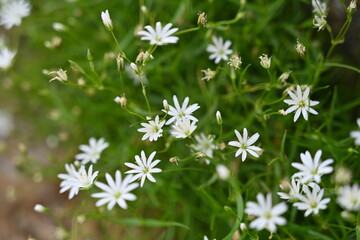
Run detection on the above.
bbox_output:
[291,150,333,184]
[284,85,319,122]
[206,36,233,64]
[92,170,139,210]
[170,118,197,138]
[125,151,162,187]
[163,95,200,125]
[191,133,217,164]
[312,0,327,15]
[245,193,288,232]
[293,184,330,216]
[277,178,302,202]
[0,47,16,70]
[58,164,98,199]
[337,184,360,211]
[228,128,262,161]
[138,115,165,142]
[227,54,242,69]
[0,0,31,29]
[138,22,179,45]
[350,118,360,145]
[313,15,327,31]
[75,137,109,165]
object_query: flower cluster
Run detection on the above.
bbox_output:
[312,0,327,31]
[277,150,333,216]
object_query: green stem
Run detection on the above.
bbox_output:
[110,30,131,62]
[175,26,200,35]
[139,75,152,116]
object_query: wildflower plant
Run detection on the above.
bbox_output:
[3,0,360,239]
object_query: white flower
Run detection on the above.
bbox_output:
[206,36,233,64]
[245,193,288,232]
[312,0,327,15]
[337,184,360,211]
[350,118,360,145]
[137,115,165,141]
[313,15,327,31]
[75,137,109,165]
[163,95,200,125]
[259,54,271,69]
[170,118,197,138]
[124,151,162,188]
[0,47,16,70]
[216,164,230,180]
[291,150,333,184]
[0,0,31,29]
[293,185,330,217]
[48,68,68,82]
[284,85,319,122]
[228,128,262,161]
[191,133,217,164]
[58,164,99,199]
[277,178,302,202]
[92,170,139,210]
[0,109,14,139]
[138,22,179,45]
[101,10,113,31]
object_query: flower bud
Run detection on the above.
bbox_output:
[34,204,47,213]
[101,10,113,31]
[163,99,170,111]
[216,164,230,180]
[216,110,222,125]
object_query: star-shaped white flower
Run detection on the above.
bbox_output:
[206,36,233,64]
[75,137,109,165]
[291,150,333,184]
[293,185,330,217]
[58,164,98,199]
[137,115,165,142]
[0,0,31,29]
[92,170,139,210]
[245,193,288,232]
[277,178,302,202]
[170,118,197,138]
[125,151,162,188]
[191,133,218,164]
[138,22,179,45]
[350,118,360,145]
[337,184,360,211]
[163,95,200,125]
[284,85,319,122]
[228,128,262,161]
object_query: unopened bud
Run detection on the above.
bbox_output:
[163,100,170,111]
[114,95,127,108]
[117,54,124,71]
[240,222,247,231]
[216,110,222,125]
[34,204,47,213]
[101,10,113,31]
[130,62,140,74]
[169,156,179,165]
[87,49,93,61]
[141,5,148,14]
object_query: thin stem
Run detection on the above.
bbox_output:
[138,74,152,116]
[110,30,131,63]
[175,26,200,35]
